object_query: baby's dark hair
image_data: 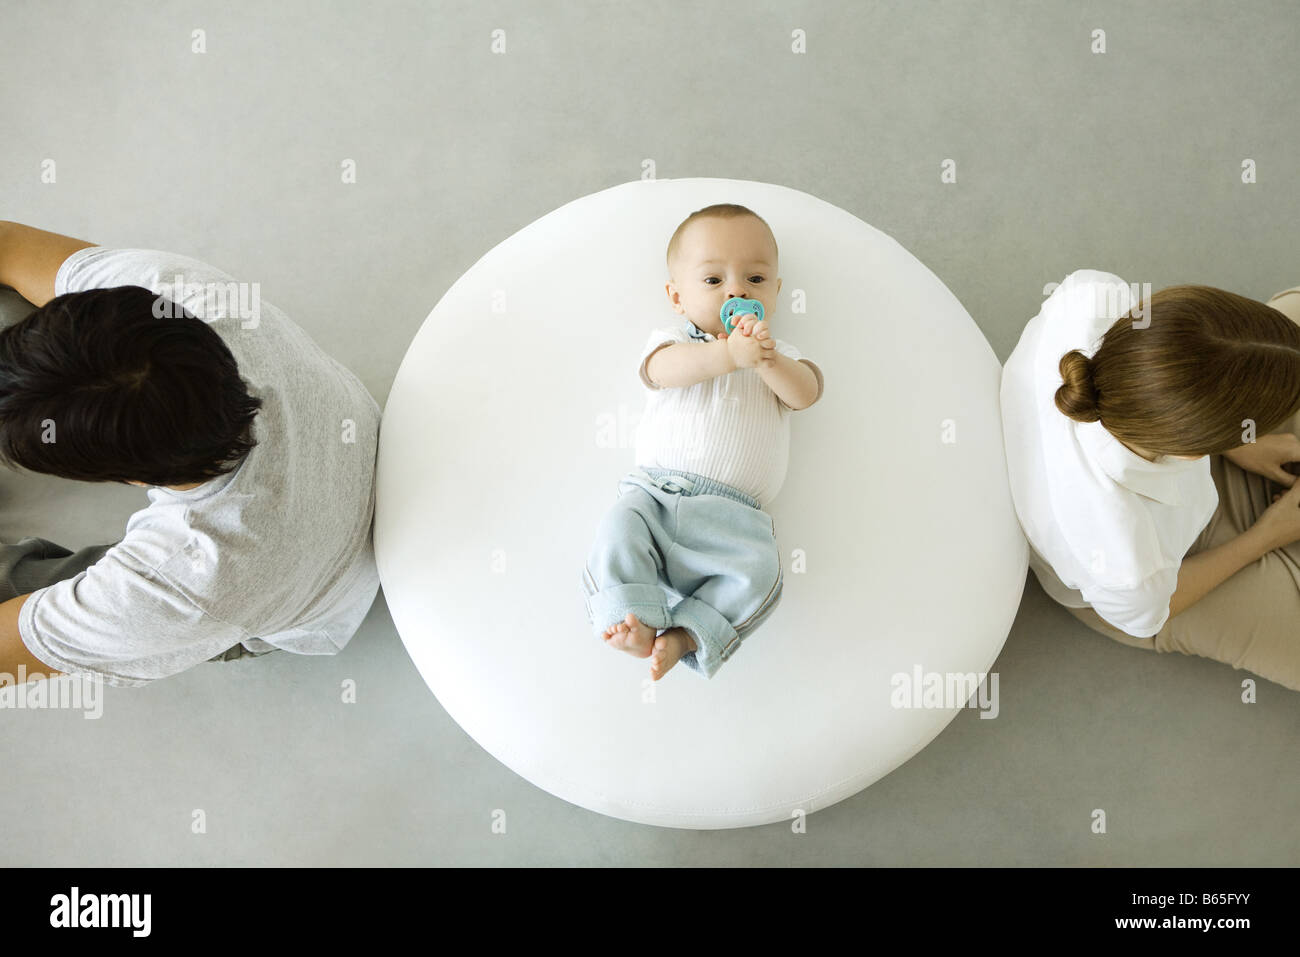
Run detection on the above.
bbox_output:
[666,203,779,270]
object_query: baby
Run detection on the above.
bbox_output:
[580,203,824,681]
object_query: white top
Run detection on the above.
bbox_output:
[1000,270,1219,638]
[19,247,382,686]
[634,320,823,508]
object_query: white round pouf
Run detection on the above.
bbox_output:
[375,178,1027,829]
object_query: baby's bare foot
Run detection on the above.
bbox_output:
[649,627,698,681]
[603,612,657,658]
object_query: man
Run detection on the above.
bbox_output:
[0,221,380,686]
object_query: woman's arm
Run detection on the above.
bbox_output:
[1169,476,1300,618]
[1222,433,1300,486]
[1167,524,1275,618]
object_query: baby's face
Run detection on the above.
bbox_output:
[666,215,781,337]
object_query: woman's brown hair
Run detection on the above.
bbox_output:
[1054,285,1300,457]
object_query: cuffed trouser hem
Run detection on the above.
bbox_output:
[670,595,740,679]
[584,581,674,637]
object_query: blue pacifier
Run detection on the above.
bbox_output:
[720,297,765,335]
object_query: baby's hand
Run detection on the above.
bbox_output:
[726,317,776,369]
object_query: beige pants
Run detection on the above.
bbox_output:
[1066,286,1300,692]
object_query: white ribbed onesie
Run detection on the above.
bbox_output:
[634,320,823,508]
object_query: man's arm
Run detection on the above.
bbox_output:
[758,353,821,411]
[0,594,62,684]
[0,221,96,307]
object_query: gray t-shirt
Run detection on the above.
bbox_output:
[18,247,381,686]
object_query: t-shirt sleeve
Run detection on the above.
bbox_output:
[55,246,248,327]
[1080,566,1179,639]
[17,547,250,687]
[638,325,690,390]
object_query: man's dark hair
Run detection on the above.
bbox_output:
[0,285,262,486]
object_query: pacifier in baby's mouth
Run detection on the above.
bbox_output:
[719,297,765,335]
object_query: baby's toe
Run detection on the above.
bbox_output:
[649,637,671,679]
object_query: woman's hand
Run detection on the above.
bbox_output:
[1223,432,1300,487]
[1256,471,1300,550]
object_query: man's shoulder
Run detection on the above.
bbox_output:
[57,247,237,299]
[56,246,283,339]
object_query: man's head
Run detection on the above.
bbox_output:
[665,204,781,337]
[0,285,262,487]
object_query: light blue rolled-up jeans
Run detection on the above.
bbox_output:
[580,466,784,678]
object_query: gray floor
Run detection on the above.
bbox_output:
[2,0,1298,865]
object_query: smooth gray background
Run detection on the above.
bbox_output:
[2,0,1297,865]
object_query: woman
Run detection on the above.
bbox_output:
[1001,270,1300,691]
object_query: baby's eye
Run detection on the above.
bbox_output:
[748,276,764,284]
[703,277,720,285]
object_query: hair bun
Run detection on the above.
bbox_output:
[1054,350,1101,422]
